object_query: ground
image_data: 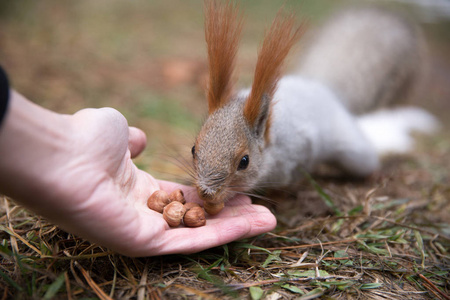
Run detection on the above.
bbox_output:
[0,1,449,299]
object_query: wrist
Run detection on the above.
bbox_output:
[0,91,73,212]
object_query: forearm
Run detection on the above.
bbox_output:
[0,91,72,212]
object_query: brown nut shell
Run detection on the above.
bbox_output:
[163,201,187,227]
[203,201,225,215]
[183,206,206,227]
[184,202,201,210]
[169,189,186,204]
[147,190,171,213]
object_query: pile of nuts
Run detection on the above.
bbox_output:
[147,189,206,227]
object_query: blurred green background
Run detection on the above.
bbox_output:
[1,0,449,181]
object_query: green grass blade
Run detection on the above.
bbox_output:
[232,243,271,254]
[43,272,66,299]
[262,250,282,268]
[414,230,426,269]
[249,286,264,300]
[299,287,325,299]
[0,268,23,292]
[301,170,342,216]
[359,282,383,290]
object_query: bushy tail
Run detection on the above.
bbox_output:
[297,7,426,115]
[356,107,439,154]
[297,7,438,156]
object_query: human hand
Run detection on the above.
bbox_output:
[61,108,276,256]
[0,93,276,256]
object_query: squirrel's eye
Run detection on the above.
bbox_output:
[191,145,195,157]
[237,155,249,170]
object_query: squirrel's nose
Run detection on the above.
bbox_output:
[197,187,214,201]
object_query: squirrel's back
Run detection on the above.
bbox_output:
[298,7,426,114]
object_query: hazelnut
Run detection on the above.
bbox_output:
[203,201,224,215]
[184,202,201,210]
[183,206,206,227]
[147,190,171,213]
[163,201,187,227]
[169,189,186,204]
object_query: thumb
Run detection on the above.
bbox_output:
[128,127,147,158]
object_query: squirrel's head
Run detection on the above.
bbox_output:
[192,92,270,210]
[192,1,304,214]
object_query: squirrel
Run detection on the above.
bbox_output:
[190,1,439,215]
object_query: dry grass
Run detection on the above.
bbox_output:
[0,1,449,299]
[1,147,449,299]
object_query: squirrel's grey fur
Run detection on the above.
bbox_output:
[193,7,438,207]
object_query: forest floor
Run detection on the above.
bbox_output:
[0,1,449,299]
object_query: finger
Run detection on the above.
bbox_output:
[211,202,268,219]
[154,209,276,255]
[224,194,252,206]
[128,127,147,158]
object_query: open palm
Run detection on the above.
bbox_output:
[46,107,276,256]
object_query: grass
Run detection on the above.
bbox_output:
[1,0,449,299]
[1,182,449,299]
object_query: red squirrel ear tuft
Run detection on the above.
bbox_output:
[244,10,305,131]
[204,0,243,115]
